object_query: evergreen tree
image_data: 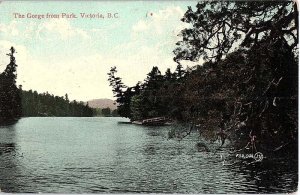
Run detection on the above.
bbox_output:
[164,68,173,81]
[0,47,22,124]
[171,1,298,151]
[173,1,297,62]
[21,90,94,117]
[174,63,185,80]
[107,66,133,118]
[107,1,298,155]
[101,107,111,116]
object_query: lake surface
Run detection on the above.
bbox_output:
[0,117,297,193]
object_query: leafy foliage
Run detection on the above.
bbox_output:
[108,65,187,121]
[108,1,298,153]
[172,1,298,151]
[173,1,298,62]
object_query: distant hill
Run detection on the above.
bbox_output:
[87,99,117,110]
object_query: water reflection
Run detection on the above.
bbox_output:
[0,124,23,192]
[0,143,16,156]
[0,117,297,193]
[0,124,18,159]
[221,154,298,193]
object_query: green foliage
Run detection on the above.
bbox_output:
[101,107,111,117]
[174,64,186,80]
[107,66,132,118]
[111,109,119,117]
[0,47,94,121]
[173,1,297,62]
[93,108,102,116]
[108,1,298,153]
[108,65,191,121]
[171,1,298,150]
[21,90,93,117]
[92,107,119,117]
[0,47,22,124]
[130,94,144,121]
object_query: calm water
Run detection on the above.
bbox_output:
[0,117,297,193]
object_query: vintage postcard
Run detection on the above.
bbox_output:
[0,0,298,194]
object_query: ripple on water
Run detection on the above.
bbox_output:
[0,117,297,193]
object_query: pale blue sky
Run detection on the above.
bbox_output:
[0,1,198,101]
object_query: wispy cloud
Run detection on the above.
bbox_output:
[0,3,195,100]
[0,21,19,36]
[36,19,90,40]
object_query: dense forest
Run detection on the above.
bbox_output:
[108,1,298,154]
[93,107,119,117]
[0,47,94,122]
[21,90,93,117]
